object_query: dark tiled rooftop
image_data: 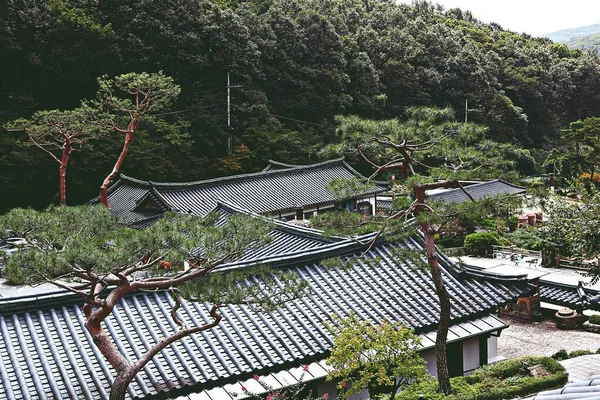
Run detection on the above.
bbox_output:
[540,281,600,312]
[102,158,388,225]
[427,179,526,204]
[0,231,528,399]
[534,374,600,399]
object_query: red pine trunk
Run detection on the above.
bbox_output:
[415,188,452,394]
[59,140,71,205]
[100,130,135,207]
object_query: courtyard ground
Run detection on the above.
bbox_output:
[498,317,600,359]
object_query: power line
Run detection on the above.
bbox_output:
[272,114,323,126]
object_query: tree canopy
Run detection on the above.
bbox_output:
[3,0,600,211]
[326,314,427,400]
[0,205,306,399]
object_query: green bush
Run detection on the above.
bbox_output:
[464,232,500,255]
[395,377,477,400]
[507,215,519,229]
[505,227,543,251]
[464,356,567,400]
[396,357,567,400]
[589,314,600,325]
[551,349,568,360]
[569,349,592,358]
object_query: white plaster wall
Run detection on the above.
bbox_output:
[488,336,498,360]
[463,338,480,373]
[421,349,438,377]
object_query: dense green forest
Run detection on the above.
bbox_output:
[2,0,600,212]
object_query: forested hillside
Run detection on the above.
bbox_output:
[2,0,600,211]
[565,33,600,54]
[544,23,600,43]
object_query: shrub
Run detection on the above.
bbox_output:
[589,314,600,325]
[397,357,566,400]
[395,377,477,400]
[569,349,592,358]
[578,172,600,183]
[464,232,500,255]
[505,227,543,251]
[551,349,568,360]
[464,356,567,400]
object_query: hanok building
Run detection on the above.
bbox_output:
[99,158,388,227]
[0,201,533,400]
[426,179,527,204]
[377,179,527,213]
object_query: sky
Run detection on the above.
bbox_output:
[397,0,600,37]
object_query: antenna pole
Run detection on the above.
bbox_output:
[227,73,243,156]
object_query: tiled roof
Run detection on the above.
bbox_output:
[102,158,389,224]
[427,179,527,204]
[534,374,600,399]
[0,231,529,399]
[540,281,600,312]
[200,201,340,264]
[179,315,508,400]
[377,199,393,211]
[261,160,300,172]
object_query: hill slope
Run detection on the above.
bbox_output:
[545,23,600,42]
[565,32,600,53]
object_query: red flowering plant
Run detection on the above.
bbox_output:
[233,365,330,400]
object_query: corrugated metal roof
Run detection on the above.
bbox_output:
[0,233,528,400]
[102,158,388,224]
[427,179,526,204]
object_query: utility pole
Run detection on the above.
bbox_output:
[464,100,476,123]
[227,72,242,156]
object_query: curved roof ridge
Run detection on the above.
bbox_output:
[215,231,381,271]
[268,159,304,167]
[212,199,344,241]
[119,157,353,190]
[496,178,527,190]
[261,159,306,172]
[461,178,527,191]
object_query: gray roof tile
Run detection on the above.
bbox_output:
[102,158,388,224]
[0,229,529,399]
[535,374,600,399]
[427,179,526,204]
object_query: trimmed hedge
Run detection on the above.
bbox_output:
[551,349,568,360]
[395,356,567,400]
[464,356,567,400]
[589,314,600,325]
[463,232,500,255]
[569,349,592,358]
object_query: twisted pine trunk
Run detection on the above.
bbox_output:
[58,139,71,205]
[415,187,452,395]
[100,130,135,208]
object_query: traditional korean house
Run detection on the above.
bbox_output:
[98,158,388,227]
[376,179,527,214]
[426,179,527,204]
[0,202,532,400]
